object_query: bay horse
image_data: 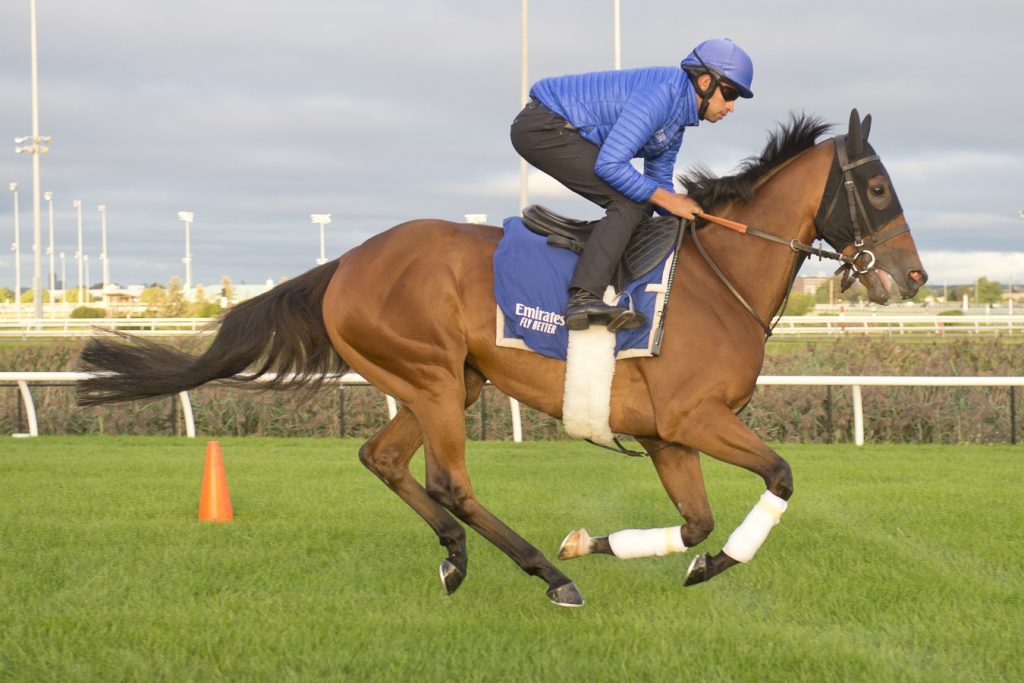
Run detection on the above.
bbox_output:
[78,110,927,606]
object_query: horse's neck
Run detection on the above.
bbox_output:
[696,142,833,327]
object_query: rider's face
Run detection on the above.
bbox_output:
[696,74,737,123]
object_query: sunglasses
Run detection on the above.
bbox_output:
[719,83,741,102]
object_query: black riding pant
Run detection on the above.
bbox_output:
[510,99,648,296]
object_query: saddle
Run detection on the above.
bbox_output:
[521,204,681,291]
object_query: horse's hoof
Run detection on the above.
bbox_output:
[558,528,592,560]
[546,581,585,607]
[683,553,710,587]
[439,559,466,595]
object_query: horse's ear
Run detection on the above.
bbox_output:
[847,109,864,157]
[862,113,872,141]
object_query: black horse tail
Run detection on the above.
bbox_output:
[77,259,348,406]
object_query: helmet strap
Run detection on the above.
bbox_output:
[694,72,720,121]
[685,50,722,121]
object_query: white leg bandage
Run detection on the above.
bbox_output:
[608,526,687,560]
[722,490,788,563]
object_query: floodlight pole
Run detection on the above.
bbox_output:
[73,199,83,303]
[1015,210,1023,315]
[97,204,109,295]
[613,0,621,70]
[178,211,194,291]
[310,213,331,265]
[519,0,529,211]
[12,0,50,321]
[9,183,22,316]
[44,190,54,295]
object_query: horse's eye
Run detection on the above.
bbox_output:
[866,175,892,210]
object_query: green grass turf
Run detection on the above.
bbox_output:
[1,437,1020,682]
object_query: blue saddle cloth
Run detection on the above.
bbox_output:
[493,216,673,361]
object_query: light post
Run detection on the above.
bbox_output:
[44,190,54,295]
[13,0,50,321]
[519,0,529,211]
[83,254,90,296]
[59,251,65,301]
[178,211,194,291]
[310,213,331,265]
[97,204,109,295]
[1015,210,1023,315]
[73,199,83,304]
[9,183,21,315]
[613,0,621,69]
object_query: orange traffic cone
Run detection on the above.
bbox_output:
[198,441,234,522]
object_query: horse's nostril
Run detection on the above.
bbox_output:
[909,270,928,284]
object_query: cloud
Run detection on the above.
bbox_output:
[888,151,1024,184]
[915,251,1024,285]
[0,0,1021,290]
[466,168,584,200]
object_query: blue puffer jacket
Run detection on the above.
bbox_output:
[530,66,699,204]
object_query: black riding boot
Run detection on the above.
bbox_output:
[565,288,645,332]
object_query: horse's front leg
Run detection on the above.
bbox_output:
[559,441,713,561]
[665,401,793,587]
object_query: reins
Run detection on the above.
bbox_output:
[689,211,853,338]
[597,129,907,460]
[687,134,908,338]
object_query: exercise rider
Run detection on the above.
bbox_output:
[510,37,754,331]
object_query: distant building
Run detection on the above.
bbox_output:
[793,275,833,297]
[231,281,277,301]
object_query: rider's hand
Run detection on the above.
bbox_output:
[650,187,702,220]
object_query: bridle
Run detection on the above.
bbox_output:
[600,132,905,459]
[688,134,906,337]
[815,134,909,291]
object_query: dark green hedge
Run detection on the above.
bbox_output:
[1,337,1021,443]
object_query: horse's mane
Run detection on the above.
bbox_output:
[680,112,832,209]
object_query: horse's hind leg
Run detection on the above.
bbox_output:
[412,385,583,607]
[422,366,488,592]
[357,366,490,596]
[559,441,714,560]
[358,406,476,594]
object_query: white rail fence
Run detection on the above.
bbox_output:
[0,372,522,443]
[2,372,1020,446]
[756,376,1022,445]
[0,318,215,337]
[771,314,1020,336]
[0,314,1020,337]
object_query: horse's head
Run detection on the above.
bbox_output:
[814,109,927,304]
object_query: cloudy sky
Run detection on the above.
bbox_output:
[0,0,1021,291]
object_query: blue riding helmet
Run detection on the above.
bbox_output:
[680,38,754,98]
